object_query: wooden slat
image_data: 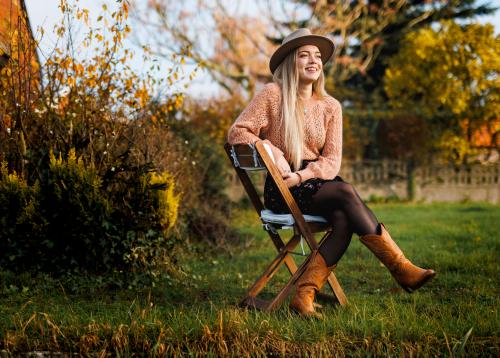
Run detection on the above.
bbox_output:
[244,234,302,299]
[225,143,288,251]
[224,144,264,213]
[228,144,258,156]
[231,155,262,169]
[326,273,348,306]
[225,143,265,169]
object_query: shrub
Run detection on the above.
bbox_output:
[38,149,112,273]
[169,115,234,247]
[150,171,180,232]
[0,1,192,284]
[0,163,45,271]
[0,0,241,284]
[0,149,182,284]
[107,164,182,284]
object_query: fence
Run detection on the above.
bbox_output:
[226,160,500,203]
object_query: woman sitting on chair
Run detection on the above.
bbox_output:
[227,28,436,317]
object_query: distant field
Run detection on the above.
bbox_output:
[1,203,499,356]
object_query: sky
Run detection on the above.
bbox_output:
[24,0,500,98]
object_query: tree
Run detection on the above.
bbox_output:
[135,0,414,95]
[332,0,497,103]
[132,1,276,94]
[136,0,496,96]
[134,0,496,161]
[292,1,497,159]
[384,21,500,163]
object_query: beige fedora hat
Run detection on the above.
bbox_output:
[269,28,334,74]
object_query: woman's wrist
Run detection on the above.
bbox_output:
[296,172,303,184]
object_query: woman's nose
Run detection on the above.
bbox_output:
[308,56,319,64]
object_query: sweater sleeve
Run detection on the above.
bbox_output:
[297,99,342,181]
[227,83,284,157]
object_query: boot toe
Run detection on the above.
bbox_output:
[403,268,436,293]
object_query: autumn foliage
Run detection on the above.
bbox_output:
[0,0,215,283]
[384,21,500,163]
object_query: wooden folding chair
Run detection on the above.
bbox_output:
[224,140,347,312]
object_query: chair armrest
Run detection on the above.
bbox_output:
[262,142,276,165]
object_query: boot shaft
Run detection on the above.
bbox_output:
[359,224,406,272]
[359,223,436,292]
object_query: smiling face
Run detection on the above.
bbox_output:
[296,45,322,85]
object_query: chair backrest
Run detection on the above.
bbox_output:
[227,143,266,171]
[224,141,316,244]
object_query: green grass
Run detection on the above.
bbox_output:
[1,203,499,356]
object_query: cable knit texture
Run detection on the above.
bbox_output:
[227,82,342,182]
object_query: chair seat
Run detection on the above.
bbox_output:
[261,209,327,226]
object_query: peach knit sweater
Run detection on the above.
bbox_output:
[227,82,342,183]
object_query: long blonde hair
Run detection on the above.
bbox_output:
[273,49,328,171]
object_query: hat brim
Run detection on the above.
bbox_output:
[269,35,334,74]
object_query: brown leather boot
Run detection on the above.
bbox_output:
[289,252,335,318]
[360,223,436,293]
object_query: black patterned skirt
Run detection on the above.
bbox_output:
[264,160,345,214]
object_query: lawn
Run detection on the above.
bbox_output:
[1,203,499,356]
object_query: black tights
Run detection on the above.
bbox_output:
[311,181,379,266]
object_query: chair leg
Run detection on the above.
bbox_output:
[240,234,302,305]
[283,255,298,276]
[266,252,315,311]
[316,272,347,306]
[267,256,348,311]
[240,230,348,312]
[266,231,348,311]
[305,231,348,306]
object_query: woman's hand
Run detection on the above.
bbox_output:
[276,155,292,176]
[283,172,301,188]
[273,153,300,188]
